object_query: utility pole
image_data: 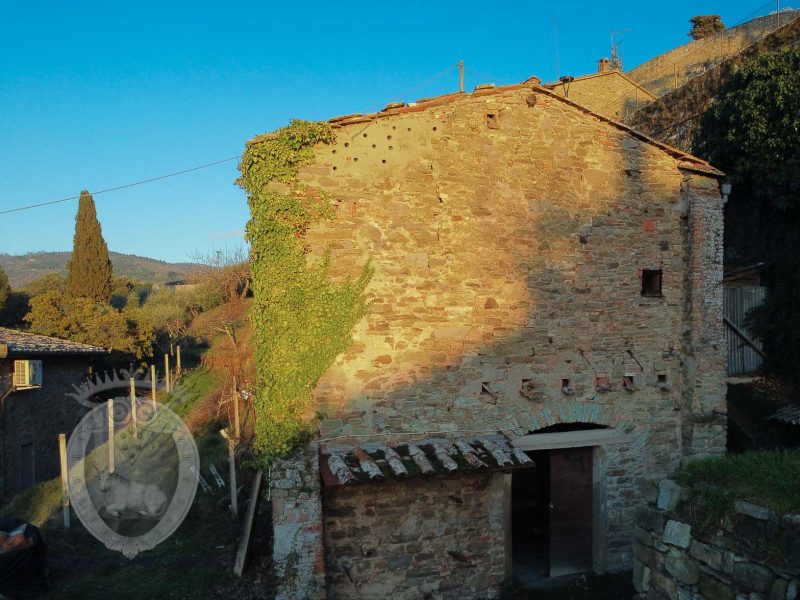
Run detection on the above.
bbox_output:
[458,60,464,93]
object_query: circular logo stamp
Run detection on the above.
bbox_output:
[66,370,199,558]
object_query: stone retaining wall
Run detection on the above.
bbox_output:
[634,478,800,600]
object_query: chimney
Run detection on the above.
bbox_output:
[598,57,611,73]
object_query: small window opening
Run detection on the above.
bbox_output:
[486,113,500,129]
[561,379,574,395]
[657,374,667,383]
[641,269,663,297]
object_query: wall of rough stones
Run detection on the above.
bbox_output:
[0,357,92,502]
[627,11,797,98]
[295,84,725,467]
[322,472,506,600]
[270,443,326,600]
[262,82,726,599]
[634,477,800,600]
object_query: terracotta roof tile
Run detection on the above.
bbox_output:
[320,434,534,487]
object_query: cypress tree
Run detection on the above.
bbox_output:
[66,191,114,302]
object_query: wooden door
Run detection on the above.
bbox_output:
[549,447,593,577]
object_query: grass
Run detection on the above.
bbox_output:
[170,367,222,420]
[678,450,800,525]
[0,428,252,600]
[0,362,265,599]
[1,477,63,528]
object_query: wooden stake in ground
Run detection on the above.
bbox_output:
[58,433,70,529]
[234,470,263,577]
[233,392,240,441]
[129,378,138,439]
[107,399,115,473]
[176,345,181,376]
[164,353,171,394]
[220,429,238,518]
[150,364,157,411]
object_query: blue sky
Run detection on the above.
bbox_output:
[0,0,778,264]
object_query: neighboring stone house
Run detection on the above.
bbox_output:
[0,328,107,502]
[250,76,727,599]
[544,60,656,121]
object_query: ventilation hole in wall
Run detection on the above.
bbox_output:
[372,144,377,149]
[392,125,397,130]
[344,142,350,147]
[353,157,359,162]
[332,149,337,154]
[381,159,386,164]
[387,135,392,140]
[407,127,411,132]
[363,133,368,138]
[595,374,610,392]
[520,379,536,400]
[432,126,437,131]
[388,146,393,150]
[561,378,570,387]
[332,166,337,171]
[485,113,500,129]
[623,375,636,391]
[658,374,667,383]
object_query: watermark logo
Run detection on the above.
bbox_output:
[66,369,199,558]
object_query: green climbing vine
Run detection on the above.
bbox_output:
[241,119,371,462]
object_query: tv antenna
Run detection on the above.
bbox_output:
[610,28,631,71]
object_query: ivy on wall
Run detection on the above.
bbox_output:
[240,120,371,462]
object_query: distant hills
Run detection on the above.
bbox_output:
[0,251,204,289]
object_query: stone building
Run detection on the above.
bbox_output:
[252,76,727,599]
[0,327,107,502]
[544,60,656,121]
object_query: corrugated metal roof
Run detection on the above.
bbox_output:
[769,404,800,426]
[0,327,108,357]
[320,434,534,487]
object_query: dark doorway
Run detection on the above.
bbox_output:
[512,446,594,584]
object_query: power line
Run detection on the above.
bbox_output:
[4,64,463,215]
[0,155,241,216]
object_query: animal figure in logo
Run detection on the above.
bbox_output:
[92,466,168,520]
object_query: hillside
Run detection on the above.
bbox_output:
[0,251,203,288]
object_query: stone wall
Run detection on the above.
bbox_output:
[628,11,797,98]
[258,81,726,599]
[322,472,506,600]
[634,478,800,599]
[293,84,725,469]
[625,15,800,152]
[270,443,326,600]
[0,357,92,502]
[545,71,655,121]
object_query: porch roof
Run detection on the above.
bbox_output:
[319,434,534,488]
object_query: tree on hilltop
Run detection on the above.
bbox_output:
[689,15,726,40]
[66,191,113,302]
